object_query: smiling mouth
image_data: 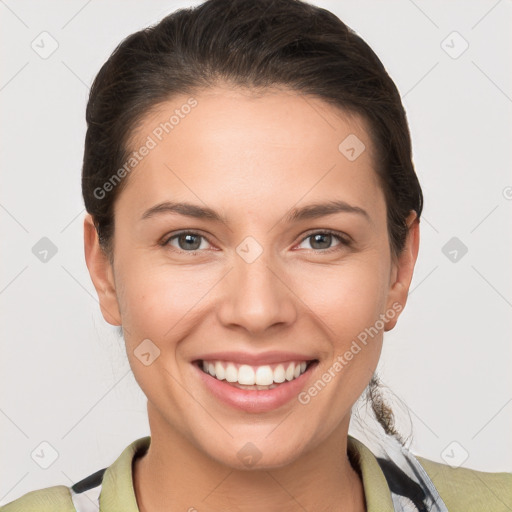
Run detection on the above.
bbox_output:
[194,359,318,390]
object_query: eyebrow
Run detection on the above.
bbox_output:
[140,199,370,224]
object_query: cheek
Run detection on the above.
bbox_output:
[290,255,389,336]
[114,260,221,344]
[114,240,391,351]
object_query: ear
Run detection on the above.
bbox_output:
[384,211,420,331]
[83,214,122,326]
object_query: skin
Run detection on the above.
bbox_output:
[84,85,419,512]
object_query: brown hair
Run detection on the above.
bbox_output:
[82,0,422,441]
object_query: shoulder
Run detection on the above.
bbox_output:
[0,485,75,512]
[0,437,148,512]
[417,455,512,512]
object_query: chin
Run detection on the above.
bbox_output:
[197,430,311,471]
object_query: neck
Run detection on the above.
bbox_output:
[133,409,366,512]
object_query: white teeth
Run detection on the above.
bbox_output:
[273,364,286,383]
[199,359,311,387]
[285,363,295,381]
[225,363,238,383]
[238,365,255,385]
[214,361,225,380]
[255,365,274,386]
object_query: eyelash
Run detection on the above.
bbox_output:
[161,229,351,255]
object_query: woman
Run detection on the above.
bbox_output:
[2,0,510,511]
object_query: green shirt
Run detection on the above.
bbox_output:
[1,435,511,511]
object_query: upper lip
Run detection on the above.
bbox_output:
[193,351,317,366]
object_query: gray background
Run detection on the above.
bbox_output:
[1,0,511,504]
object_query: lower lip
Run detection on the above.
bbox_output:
[194,361,318,413]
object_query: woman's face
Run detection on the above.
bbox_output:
[85,86,418,469]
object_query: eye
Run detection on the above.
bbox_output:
[162,231,212,253]
[161,229,351,255]
[296,230,350,253]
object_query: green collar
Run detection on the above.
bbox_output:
[98,435,395,511]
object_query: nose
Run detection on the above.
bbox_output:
[216,247,297,336]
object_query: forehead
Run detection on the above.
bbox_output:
[132,85,375,156]
[119,86,385,226]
